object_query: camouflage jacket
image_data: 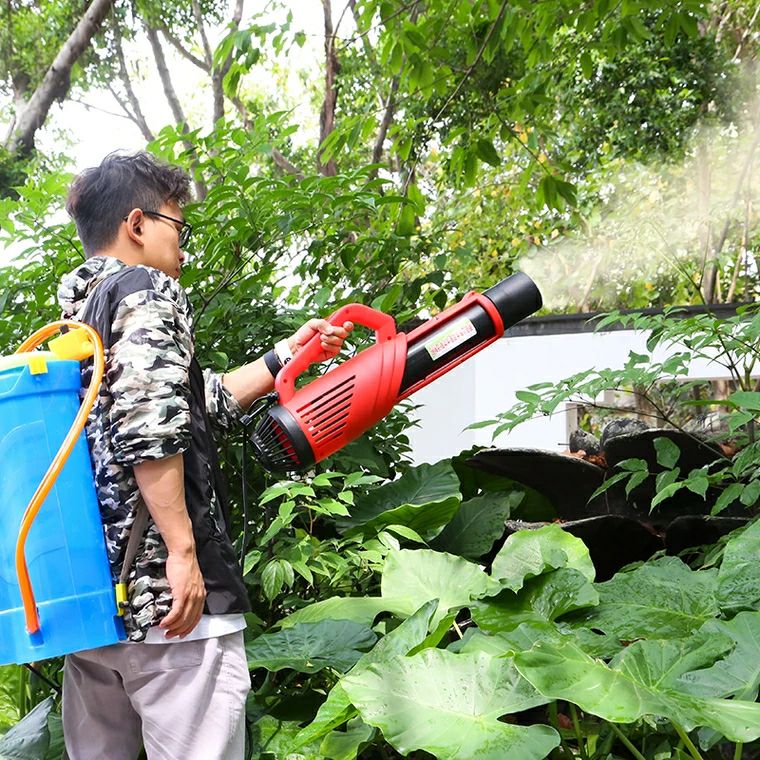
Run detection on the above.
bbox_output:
[58,256,250,641]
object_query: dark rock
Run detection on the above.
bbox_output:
[665,515,749,556]
[600,418,651,450]
[466,448,629,520]
[569,430,601,455]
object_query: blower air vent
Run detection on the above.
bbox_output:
[297,376,355,446]
[250,402,315,474]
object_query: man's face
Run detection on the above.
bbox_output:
[140,200,187,279]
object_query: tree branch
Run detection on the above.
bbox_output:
[112,15,153,141]
[159,26,209,71]
[191,0,214,68]
[144,22,207,199]
[213,0,245,124]
[318,0,339,176]
[230,95,304,178]
[7,0,115,154]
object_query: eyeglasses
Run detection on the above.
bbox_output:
[124,210,193,247]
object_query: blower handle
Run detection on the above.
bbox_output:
[276,304,396,403]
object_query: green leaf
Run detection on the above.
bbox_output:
[381,549,501,626]
[242,550,261,576]
[728,391,760,411]
[430,491,522,559]
[0,697,53,760]
[475,139,501,167]
[246,621,377,673]
[342,651,559,759]
[319,716,375,760]
[712,482,744,515]
[740,478,760,506]
[654,437,681,468]
[281,597,396,629]
[262,560,286,600]
[679,612,760,749]
[337,461,461,536]
[679,612,760,702]
[472,569,599,632]
[292,601,438,750]
[515,633,760,742]
[717,519,760,615]
[580,51,593,78]
[0,666,21,732]
[249,715,322,759]
[578,557,719,641]
[282,547,493,630]
[490,524,595,592]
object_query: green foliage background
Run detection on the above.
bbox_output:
[1,0,759,758]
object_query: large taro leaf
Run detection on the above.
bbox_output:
[280,597,402,629]
[574,556,719,641]
[283,549,498,630]
[471,568,599,632]
[0,696,53,760]
[341,650,559,760]
[430,491,523,559]
[291,601,437,751]
[380,549,501,626]
[514,631,760,742]
[250,715,322,759]
[319,716,375,760]
[490,524,595,592]
[336,461,461,536]
[717,518,760,615]
[246,620,377,673]
[678,611,760,749]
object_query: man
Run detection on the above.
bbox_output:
[57,151,352,760]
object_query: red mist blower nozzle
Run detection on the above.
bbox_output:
[250,272,542,473]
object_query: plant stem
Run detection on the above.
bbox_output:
[607,722,647,760]
[672,723,704,760]
[548,702,575,760]
[568,703,589,760]
[734,742,743,760]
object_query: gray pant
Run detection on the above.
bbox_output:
[62,631,250,760]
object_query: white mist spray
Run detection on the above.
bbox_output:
[517,110,760,312]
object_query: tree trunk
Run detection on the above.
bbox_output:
[6,0,115,154]
[318,0,338,176]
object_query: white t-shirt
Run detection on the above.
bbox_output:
[143,613,246,644]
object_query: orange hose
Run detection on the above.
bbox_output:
[14,321,104,634]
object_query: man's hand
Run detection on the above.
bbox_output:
[159,548,206,638]
[289,318,354,364]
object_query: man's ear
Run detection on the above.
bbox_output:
[124,208,145,247]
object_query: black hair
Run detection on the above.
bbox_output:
[66,151,192,257]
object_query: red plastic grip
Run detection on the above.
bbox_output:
[275,304,397,403]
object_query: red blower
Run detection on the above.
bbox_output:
[250,272,542,472]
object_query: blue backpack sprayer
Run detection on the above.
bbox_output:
[0,322,126,665]
[0,272,542,666]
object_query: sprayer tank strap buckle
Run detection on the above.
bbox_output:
[274,338,293,367]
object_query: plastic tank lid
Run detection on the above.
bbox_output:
[0,351,58,374]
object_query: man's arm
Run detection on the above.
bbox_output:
[222,318,353,410]
[132,454,205,639]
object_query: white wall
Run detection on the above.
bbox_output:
[405,328,739,465]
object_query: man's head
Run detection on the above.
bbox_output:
[66,151,192,279]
